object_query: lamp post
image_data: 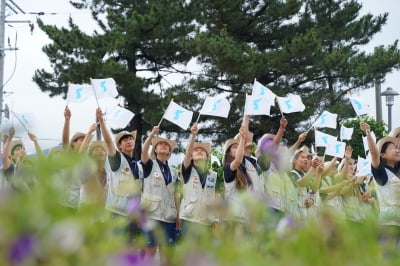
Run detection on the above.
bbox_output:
[381,87,399,132]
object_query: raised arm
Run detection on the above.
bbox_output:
[28,132,44,158]
[288,132,307,154]
[62,106,71,150]
[230,125,247,171]
[297,156,321,187]
[79,123,97,154]
[141,126,160,165]
[96,108,116,157]
[273,116,287,146]
[360,122,380,168]
[182,123,198,169]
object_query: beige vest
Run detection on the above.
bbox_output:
[179,167,218,224]
[374,168,400,226]
[224,159,261,223]
[105,154,141,216]
[264,164,285,211]
[140,160,179,223]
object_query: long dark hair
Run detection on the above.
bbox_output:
[224,145,247,190]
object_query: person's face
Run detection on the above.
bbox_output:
[381,143,400,162]
[72,137,84,151]
[192,147,208,161]
[11,145,25,161]
[118,136,135,153]
[90,146,106,161]
[229,143,239,158]
[155,141,171,156]
[294,152,308,171]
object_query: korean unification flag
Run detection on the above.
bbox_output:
[11,112,38,136]
[340,125,354,141]
[312,111,337,129]
[276,94,305,114]
[362,131,376,154]
[200,95,231,118]
[252,80,276,106]
[21,133,36,155]
[356,156,372,177]
[244,94,272,116]
[105,106,135,129]
[349,96,372,116]
[325,140,346,158]
[163,101,193,130]
[91,78,119,99]
[315,130,337,148]
[67,84,94,103]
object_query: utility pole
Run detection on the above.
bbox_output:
[0,0,6,125]
[375,79,382,123]
[0,0,28,125]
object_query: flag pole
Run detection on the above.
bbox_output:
[158,98,174,127]
[89,77,101,108]
[195,113,201,124]
[10,109,29,132]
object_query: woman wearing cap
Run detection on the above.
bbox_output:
[78,123,109,209]
[62,106,86,152]
[141,125,180,259]
[96,108,141,214]
[223,115,259,223]
[360,122,400,245]
[179,122,218,239]
[2,127,43,191]
[289,147,323,219]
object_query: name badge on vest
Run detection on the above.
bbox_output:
[154,172,161,178]
[207,177,215,183]
[193,176,199,183]
[247,164,255,170]
[122,166,130,175]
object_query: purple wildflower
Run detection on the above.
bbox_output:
[9,234,36,264]
[110,251,152,266]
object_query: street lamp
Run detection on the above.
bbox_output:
[381,87,399,132]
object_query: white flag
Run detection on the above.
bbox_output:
[0,118,13,135]
[362,131,376,154]
[11,112,38,136]
[325,140,346,158]
[349,96,372,116]
[340,125,354,141]
[105,106,135,129]
[21,133,36,155]
[163,101,193,130]
[315,130,337,148]
[276,94,305,113]
[252,80,276,106]
[312,111,337,129]
[200,95,230,118]
[356,156,372,177]
[244,94,272,116]
[91,78,119,99]
[67,84,94,103]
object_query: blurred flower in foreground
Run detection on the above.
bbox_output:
[183,251,217,266]
[50,219,83,254]
[109,251,152,266]
[9,234,37,264]
[127,197,148,230]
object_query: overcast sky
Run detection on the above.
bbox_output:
[2,0,400,150]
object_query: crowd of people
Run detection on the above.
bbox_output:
[1,105,400,264]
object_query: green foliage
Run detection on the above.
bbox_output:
[34,0,400,149]
[2,154,397,265]
[342,116,387,159]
